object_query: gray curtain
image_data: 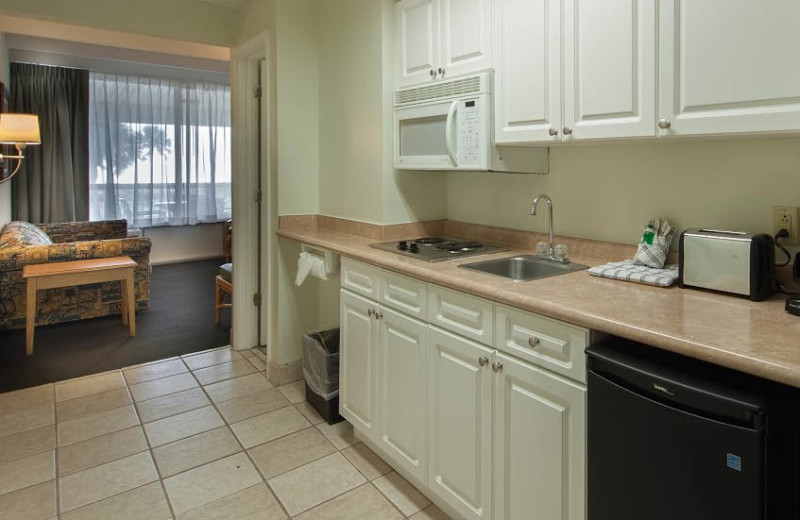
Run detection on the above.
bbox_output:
[10,63,89,224]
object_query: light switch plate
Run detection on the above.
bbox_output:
[774,205,799,245]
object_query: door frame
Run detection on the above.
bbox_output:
[231,31,272,354]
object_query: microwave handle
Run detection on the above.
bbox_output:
[445,100,458,167]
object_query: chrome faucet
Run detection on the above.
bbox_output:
[530,193,562,262]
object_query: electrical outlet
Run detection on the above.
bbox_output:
[774,205,799,245]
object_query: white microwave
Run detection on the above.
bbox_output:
[394,73,492,171]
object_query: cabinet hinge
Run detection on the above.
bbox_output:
[253,85,263,99]
[255,190,263,203]
[253,292,262,306]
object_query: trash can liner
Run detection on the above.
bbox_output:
[302,328,340,400]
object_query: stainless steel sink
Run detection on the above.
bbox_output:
[459,255,588,282]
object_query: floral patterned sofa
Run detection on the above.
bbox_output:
[0,220,151,330]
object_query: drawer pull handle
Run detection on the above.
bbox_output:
[528,337,540,348]
[478,356,489,367]
[492,362,504,373]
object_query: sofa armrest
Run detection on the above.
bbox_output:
[38,220,128,243]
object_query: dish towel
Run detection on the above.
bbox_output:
[589,261,680,287]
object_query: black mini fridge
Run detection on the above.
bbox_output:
[587,341,800,520]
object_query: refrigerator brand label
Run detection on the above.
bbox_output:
[726,453,742,472]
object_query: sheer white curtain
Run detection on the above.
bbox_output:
[89,73,231,227]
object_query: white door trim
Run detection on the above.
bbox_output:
[231,31,271,354]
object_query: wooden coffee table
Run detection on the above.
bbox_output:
[23,256,137,355]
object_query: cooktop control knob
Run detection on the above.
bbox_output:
[409,242,420,253]
[397,240,408,251]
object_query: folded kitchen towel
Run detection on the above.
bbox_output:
[589,260,679,287]
[633,217,676,269]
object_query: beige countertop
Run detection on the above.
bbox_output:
[278,226,800,389]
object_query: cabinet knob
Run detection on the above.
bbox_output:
[478,356,489,367]
[562,127,573,136]
[438,67,446,76]
[528,337,540,348]
[492,362,504,373]
[367,309,374,317]
[430,69,437,78]
[548,128,559,137]
[376,311,384,320]
[658,119,672,130]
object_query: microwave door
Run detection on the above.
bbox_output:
[394,101,459,170]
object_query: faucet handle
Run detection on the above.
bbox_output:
[555,244,568,262]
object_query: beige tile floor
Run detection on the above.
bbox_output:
[0,346,452,520]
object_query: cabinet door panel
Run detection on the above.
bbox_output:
[563,0,656,139]
[340,290,378,438]
[377,307,428,482]
[427,326,493,520]
[397,0,440,88]
[440,0,493,80]
[494,353,586,520]
[494,0,562,144]
[659,0,800,135]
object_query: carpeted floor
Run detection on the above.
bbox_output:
[0,258,231,393]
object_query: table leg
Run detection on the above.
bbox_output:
[26,278,37,355]
[125,269,136,336]
[120,279,129,326]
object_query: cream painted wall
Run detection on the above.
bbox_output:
[317,0,446,225]
[318,0,384,223]
[0,32,9,228]
[0,0,236,46]
[378,0,447,225]
[144,224,225,265]
[275,0,319,216]
[447,138,800,247]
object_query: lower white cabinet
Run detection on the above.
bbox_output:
[493,352,586,520]
[339,261,588,520]
[427,326,494,520]
[339,290,378,438]
[377,306,428,483]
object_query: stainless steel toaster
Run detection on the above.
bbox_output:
[679,228,775,301]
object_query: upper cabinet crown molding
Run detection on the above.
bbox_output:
[396,0,493,89]
[658,0,800,136]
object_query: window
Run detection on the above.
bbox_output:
[89,73,231,227]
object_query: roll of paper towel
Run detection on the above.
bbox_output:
[296,251,330,286]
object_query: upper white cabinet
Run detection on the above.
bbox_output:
[397,0,493,88]
[562,0,657,140]
[494,0,656,144]
[397,0,440,88]
[658,0,800,136]
[494,0,562,144]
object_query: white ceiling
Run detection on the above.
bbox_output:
[193,0,244,8]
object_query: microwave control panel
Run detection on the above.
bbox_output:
[458,99,482,166]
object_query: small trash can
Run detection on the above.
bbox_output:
[302,328,343,424]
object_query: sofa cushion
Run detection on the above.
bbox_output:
[0,221,53,250]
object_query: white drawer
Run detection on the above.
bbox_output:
[427,285,493,346]
[378,270,427,320]
[341,258,380,299]
[495,304,589,383]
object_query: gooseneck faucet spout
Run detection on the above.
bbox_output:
[530,194,555,258]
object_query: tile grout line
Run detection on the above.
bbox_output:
[182,355,295,520]
[135,357,183,520]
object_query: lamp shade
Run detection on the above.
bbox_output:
[0,114,41,145]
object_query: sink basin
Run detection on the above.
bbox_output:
[459,255,588,282]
